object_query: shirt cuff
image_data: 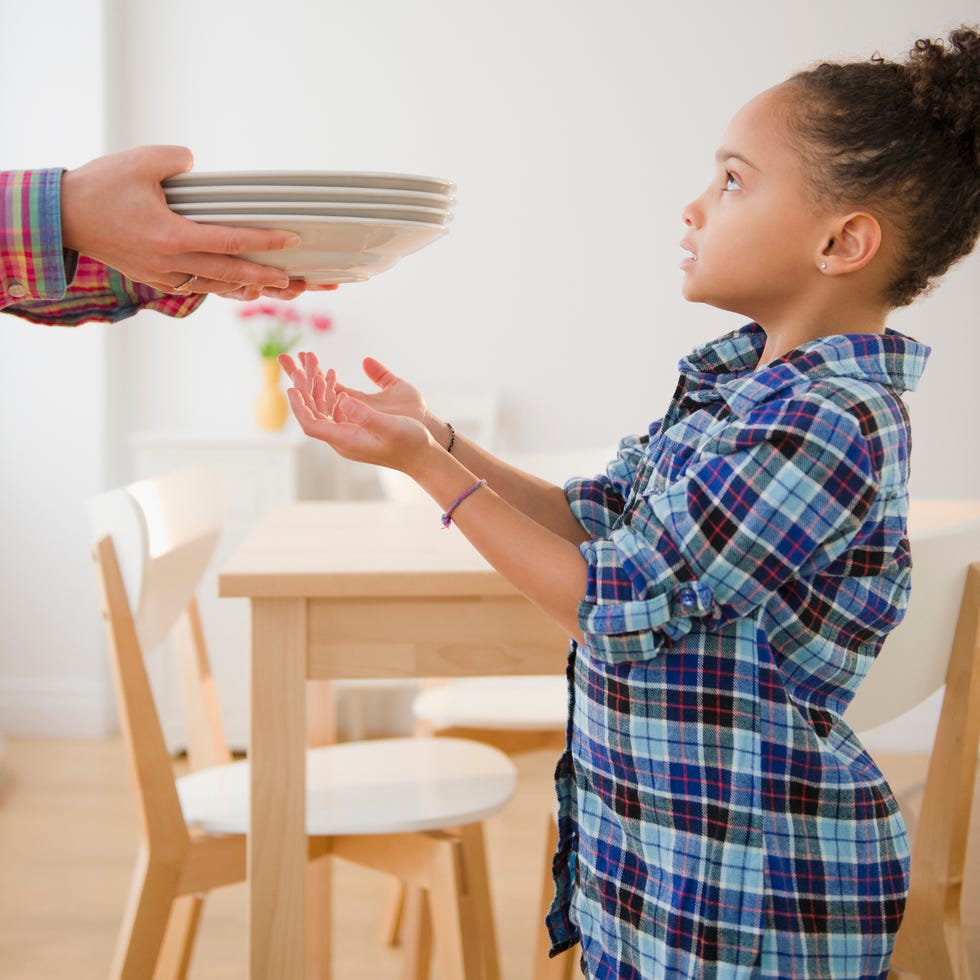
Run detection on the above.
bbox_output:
[109,268,206,319]
[1,168,73,305]
[577,534,718,663]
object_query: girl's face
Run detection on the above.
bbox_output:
[680,86,830,324]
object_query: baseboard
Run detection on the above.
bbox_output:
[0,676,117,739]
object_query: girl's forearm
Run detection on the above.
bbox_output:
[410,444,588,645]
[425,418,590,546]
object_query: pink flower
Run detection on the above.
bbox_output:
[237,301,280,320]
[235,300,336,358]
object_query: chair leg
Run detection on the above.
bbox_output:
[110,847,182,980]
[398,885,433,980]
[428,837,482,980]
[379,877,406,947]
[889,882,967,980]
[455,822,502,980]
[151,893,205,980]
[305,854,333,980]
[533,814,576,980]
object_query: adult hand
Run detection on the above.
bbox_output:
[218,280,339,302]
[60,145,309,296]
[280,351,434,472]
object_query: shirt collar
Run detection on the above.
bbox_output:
[676,322,931,417]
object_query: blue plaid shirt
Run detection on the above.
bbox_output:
[547,323,929,979]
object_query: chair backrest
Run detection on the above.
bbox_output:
[85,467,227,654]
[844,514,980,732]
[86,467,229,843]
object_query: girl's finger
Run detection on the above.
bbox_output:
[362,356,397,391]
[298,353,324,412]
[288,361,318,413]
[312,373,330,416]
[287,387,337,439]
[319,368,340,415]
[286,386,318,427]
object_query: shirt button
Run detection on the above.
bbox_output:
[679,588,697,609]
[7,281,28,299]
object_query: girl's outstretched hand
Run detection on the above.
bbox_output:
[332,355,430,426]
[279,351,433,472]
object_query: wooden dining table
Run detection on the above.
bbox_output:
[218,496,980,979]
[218,500,570,979]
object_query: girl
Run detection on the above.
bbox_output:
[281,27,980,979]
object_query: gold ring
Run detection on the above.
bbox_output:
[173,274,199,293]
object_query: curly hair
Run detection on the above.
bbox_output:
[782,26,980,308]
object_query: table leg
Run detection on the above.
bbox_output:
[250,598,308,979]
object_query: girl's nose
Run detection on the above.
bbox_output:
[681,200,701,229]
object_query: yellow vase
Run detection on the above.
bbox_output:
[254,357,289,431]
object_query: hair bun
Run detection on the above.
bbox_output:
[906,27,980,166]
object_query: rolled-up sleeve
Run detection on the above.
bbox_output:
[575,396,878,663]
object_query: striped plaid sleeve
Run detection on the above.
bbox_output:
[0,169,74,307]
[8,255,204,325]
[578,395,878,663]
[2,168,203,326]
[564,430,653,537]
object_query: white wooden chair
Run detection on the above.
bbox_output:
[410,676,574,978]
[86,466,517,980]
[845,513,980,980]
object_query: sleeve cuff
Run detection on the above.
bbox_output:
[108,268,206,319]
[1,169,72,304]
[577,536,718,663]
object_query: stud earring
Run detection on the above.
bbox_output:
[820,262,828,271]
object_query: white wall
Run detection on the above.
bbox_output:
[0,0,115,735]
[107,0,980,491]
[1,0,977,740]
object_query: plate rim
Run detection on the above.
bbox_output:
[163,170,456,191]
[164,183,454,203]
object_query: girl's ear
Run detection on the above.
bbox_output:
[817,211,883,275]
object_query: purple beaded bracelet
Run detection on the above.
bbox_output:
[441,479,487,528]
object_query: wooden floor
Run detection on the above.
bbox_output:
[0,738,978,979]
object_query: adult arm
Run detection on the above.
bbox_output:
[2,148,314,326]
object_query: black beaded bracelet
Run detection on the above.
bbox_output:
[445,421,456,454]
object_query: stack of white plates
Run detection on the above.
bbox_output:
[163,171,455,285]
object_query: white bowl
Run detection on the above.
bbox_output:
[164,170,455,195]
[164,184,454,208]
[173,200,453,226]
[189,213,448,285]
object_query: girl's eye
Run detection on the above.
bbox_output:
[723,171,741,192]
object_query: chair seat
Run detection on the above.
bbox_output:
[413,676,568,732]
[177,736,517,836]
